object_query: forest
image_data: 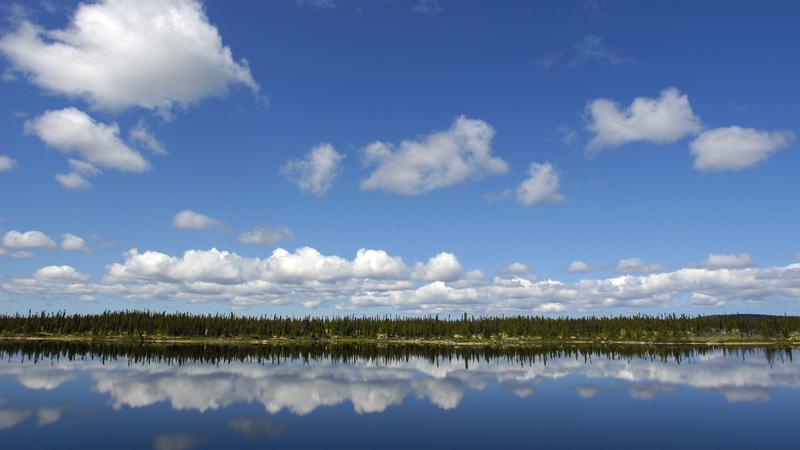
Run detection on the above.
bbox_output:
[1,311,799,343]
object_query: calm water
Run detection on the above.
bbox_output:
[0,343,798,449]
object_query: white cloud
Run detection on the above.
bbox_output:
[54,158,100,190]
[238,226,294,246]
[1,230,56,249]
[699,253,755,269]
[4,246,800,314]
[54,172,89,190]
[130,121,167,155]
[0,0,258,112]
[617,257,667,274]
[0,155,17,172]
[172,210,221,230]
[0,248,34,259]
[26,108,149,172]
[515,162,565,206]
[565,260,592,273]
[60,233,90,254]
[690,292,724,307]
[586,88,702,151]
[504,263,529,275]
[689,126,794,171]
[281,143,344,196]
[361,116,508,195]
[570,34,631,67]
[538,302,566,313]
[412,252,462,282]
[34,265,89,282]
[353,249,408,280]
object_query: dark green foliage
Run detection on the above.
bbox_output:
[1,311,799,341]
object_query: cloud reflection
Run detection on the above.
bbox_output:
[0,349,798,424]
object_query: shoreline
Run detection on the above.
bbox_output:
[1,335,797,347]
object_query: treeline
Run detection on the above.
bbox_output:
[1,311,800,341]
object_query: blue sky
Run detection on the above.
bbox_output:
[0,0,798,316]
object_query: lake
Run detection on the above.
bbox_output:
[0,342,798,449]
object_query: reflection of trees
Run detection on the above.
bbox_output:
[0,342,797,423]
[0,340,794,367]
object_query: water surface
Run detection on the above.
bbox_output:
[0,343,798,449]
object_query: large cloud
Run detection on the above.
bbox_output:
[25,108,150,182]
[585,88,702,151]
[0,0,258,112]
[4,245,800,313]
[360,116,508,195]
[689,126,794,171]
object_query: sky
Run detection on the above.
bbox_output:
[0,0,799,317]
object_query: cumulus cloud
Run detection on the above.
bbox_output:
[353,249,408,280]
[172,210,221,230]
[3,245,800,314]
[281,143,344,196]
[1,230,56,249]
[412,253,463,282]
[565,260,593,273]
[360,116,509,195]
[33,265,90,282]
[0,0,258,112]
[698,253,755,269]
[689,126,794,171]
[538,302,566,313]
[130,121,167,155]
[0,155,17,172]
[238,226,294,246]
[515,162,565,206]
[26,108,149,173]
[60,233,90,254]
[501,263,529,276]
[617,257,667,274]
[586,87,702,151]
